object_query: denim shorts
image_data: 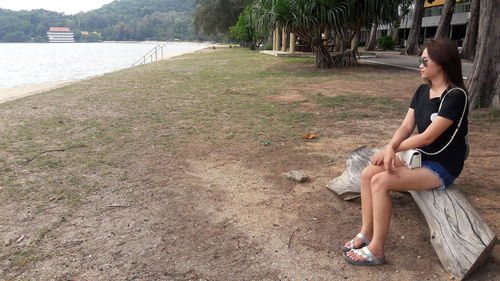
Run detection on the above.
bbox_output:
[421,161,457,190]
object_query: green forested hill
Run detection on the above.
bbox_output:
[0,9,71,42]
[0,0,195,42]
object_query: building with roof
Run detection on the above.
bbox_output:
[363,0,471,47]
[46,27,75,43]
[269,0,472,54]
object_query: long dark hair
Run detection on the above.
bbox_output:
[425,39,467,91]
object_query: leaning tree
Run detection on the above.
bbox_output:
[434,0,456,39]
[461,0,479,60]
[466,0,499,109]
[401,0,425,55]
[365,22,378,51]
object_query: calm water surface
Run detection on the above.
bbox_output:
[0,42,207,90]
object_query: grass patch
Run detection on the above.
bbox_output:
[286,112,314,124]
[315,94,406,115]
[470,107,500,121]
[331,111,375,120]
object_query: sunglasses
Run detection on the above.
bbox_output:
[418,57,428,67]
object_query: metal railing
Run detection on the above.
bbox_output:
[132,44,164,67]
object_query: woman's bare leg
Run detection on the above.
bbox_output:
[344,163,389,248]
[344,154,405,249]
[347,166,442,261]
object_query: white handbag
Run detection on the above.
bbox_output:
[398,87,468,169]
[398,149,422,169]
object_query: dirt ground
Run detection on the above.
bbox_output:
[0,48,498,281]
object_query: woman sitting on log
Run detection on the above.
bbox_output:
[342,39,469,266]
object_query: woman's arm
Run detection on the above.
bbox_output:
[395,116,454,152]
[396,90,466,152]
[373,109,454,171]
[372,108,416,167]
[388,108,417,150]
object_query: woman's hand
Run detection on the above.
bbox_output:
[383,147,396,172]
[371,149,386,166]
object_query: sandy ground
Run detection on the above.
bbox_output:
[0,48,497,281]
[0,81,76,104]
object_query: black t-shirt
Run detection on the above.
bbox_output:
[409,84,469,177]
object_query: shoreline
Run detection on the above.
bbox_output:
[0,41,222,45]
[0,81,77,104]
[0,46,212,105]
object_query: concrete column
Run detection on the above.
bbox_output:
[272,30,276,51]
[275,27,281,51]
[281,28,288,52]
[290,33,296,53]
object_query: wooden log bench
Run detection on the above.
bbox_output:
[327,146,497,281]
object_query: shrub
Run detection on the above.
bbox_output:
[378,36,396,50]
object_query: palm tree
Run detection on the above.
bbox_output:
[253,0,404,68]
[253,0,347,68]
[342,0,402,54]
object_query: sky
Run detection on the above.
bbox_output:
[0,0,116,14]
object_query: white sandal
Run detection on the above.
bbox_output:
[343,246,386,266]
[340,233,371,252]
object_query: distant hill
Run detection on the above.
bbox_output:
[0,0,196,42]
[0,8,71,42]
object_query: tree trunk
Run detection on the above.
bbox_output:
[327,146,497,281]
[350,24,361,53]
[336,27,352,53]
[409,187,496,281]
[331,50,358,67]
[314,40,334,68]
[326,146,379,200]
[434,0,456,39]
[401,0,425,55]
[292,28,335,69]
[466,0,500,109]
[365,23,378,51]
[461,0,480,60]
[336,30,345,52]
[297,27,358,69]
[334,32,342,52]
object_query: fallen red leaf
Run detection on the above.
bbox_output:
[302,132,317,139]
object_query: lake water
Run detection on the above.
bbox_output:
[0,42,208,90]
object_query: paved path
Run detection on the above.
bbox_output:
[360,52,473,79]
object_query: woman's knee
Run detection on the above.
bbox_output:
[370,173,390,193]
[362,164,382,182]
